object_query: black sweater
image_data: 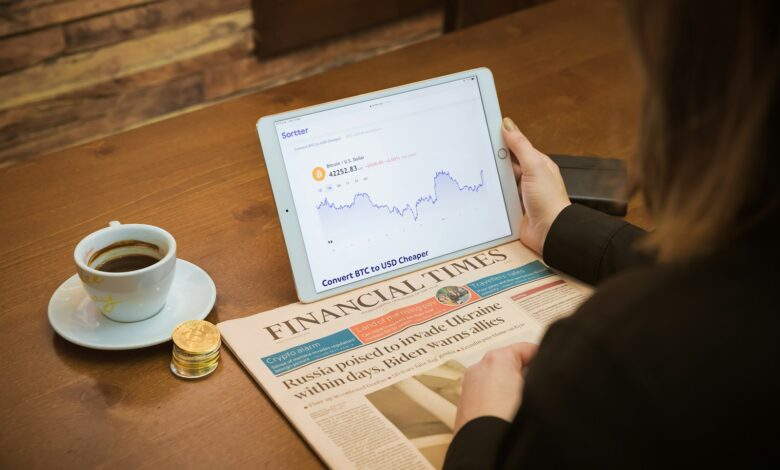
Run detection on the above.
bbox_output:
[443,204,780,468]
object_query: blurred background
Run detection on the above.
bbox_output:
[0,0,549,166]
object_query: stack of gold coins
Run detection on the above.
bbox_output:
[170,320,221,379]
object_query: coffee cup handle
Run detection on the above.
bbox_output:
[109,220,121,227]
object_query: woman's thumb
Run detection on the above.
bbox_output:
[502,117,543,173]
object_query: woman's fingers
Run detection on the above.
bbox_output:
[508,342,539,368]
[500,116,571,255]
[454,343,530,432]
[483,342,538,369]
[502,118,543,175]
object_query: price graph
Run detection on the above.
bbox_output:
[316,170,485,222]
[275,75,512,292]
[316,168,506,253]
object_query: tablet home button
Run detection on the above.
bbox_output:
[497,148,508,159]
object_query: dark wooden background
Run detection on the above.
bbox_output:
[0,0,443,164]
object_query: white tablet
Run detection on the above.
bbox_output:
[257,68,522,302]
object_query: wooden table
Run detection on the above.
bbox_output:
[0,0,644,467]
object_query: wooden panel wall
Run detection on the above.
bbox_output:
[0,1,443,165]
[444,0,550,32]
[0,0,252,164]
[252,0,441,57]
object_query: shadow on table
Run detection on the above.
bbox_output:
[50,305,221,407]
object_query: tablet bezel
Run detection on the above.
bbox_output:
[257,67,522,303]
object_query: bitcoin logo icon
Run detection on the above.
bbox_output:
[312,166,326,182]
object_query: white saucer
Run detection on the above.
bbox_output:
[48,259,216,350]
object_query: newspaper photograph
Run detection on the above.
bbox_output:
[218,241,592,469]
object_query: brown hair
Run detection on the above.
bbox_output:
[626,1,780,261]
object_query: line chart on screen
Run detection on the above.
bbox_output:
[275,76,512,291]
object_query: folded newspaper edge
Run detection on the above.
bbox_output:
[219,241,592,469]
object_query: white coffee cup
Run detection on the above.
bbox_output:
[74,221,177,322]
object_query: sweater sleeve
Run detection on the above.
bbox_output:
[443,416,512,470]
[542,204,653,285]
[493,317,661,469]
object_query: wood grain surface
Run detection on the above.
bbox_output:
[251,0,440,57]
[0,0,154,37]
[0,4,442,166]
[0,9,254,111]
[0,0,646,467]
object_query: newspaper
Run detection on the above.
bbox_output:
[218,241,592,469]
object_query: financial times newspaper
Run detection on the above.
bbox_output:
[219,241,591,469]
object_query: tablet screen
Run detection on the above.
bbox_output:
[275,76,511,293]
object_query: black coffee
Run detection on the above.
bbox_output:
[96,254,160,273]
[90,239,163,273]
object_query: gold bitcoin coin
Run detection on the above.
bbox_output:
[170,357,219,379]
[312,166,326,182]
[172,320,220,354]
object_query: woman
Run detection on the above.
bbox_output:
[444,1,779,468]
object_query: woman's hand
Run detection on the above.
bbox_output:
[502,117,571,255]
[454,342,539,433]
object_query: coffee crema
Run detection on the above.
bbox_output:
[89,240,164,273]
